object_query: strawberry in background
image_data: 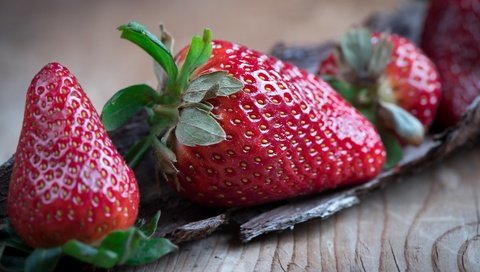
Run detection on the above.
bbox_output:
[421,0,480,128]
[318,28,441,167]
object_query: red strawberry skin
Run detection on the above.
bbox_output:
[171,41,386,207]
[421,0,480,128]
[319,33,441,130]
[8,63,139,248]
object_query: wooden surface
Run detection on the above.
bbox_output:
[121,146,480,271]
[2,0,480,271]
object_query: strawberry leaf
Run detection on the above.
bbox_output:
[124,236,177,266]
[0,247,27,272]
[340,28,372,76]
[368,32,393,78]
[155,25,174,91]
[119,22,178,88]
[97,213,177,266]
[323,77,357,105]
[0,221,32,253]
[378,101,425,146]
[123,138,151,169]
[177,29,213,92]
[139,211,161,238]
[176,107,226,146]
[99,229,140,265]
[381,130,403,169]
[25,247,62,272]
[62,240,119,269]
[183,71,243,103]
[102,84,159,131]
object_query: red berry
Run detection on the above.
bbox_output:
[319,32,441,130]
[170,41,386,207]
[8,63,139,247]
[421,0,480,128]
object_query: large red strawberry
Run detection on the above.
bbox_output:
[103,22,386,208]
[421,0,480,128]
[8,62,139,248]
[317,29,441,166]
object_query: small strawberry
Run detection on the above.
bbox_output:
[421,0,480,128]
[102,22,386,208]
[4,62,175,270]
[317,29,441,166]
[8,62,139,247]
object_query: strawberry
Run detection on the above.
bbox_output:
[317,29,441,166]
[103,22,386,208]
[8,62,140,248]
[421,0,480,128]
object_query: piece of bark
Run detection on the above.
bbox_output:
[1,0,477,251]
[239,96,480,241]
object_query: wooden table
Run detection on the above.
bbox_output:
[2,0,479,271]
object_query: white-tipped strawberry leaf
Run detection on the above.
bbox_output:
[381,130,403,169]
[25,247,62,272]
[119,22,178,85]
[340,28,373,75]
[62,240,119,269]
[176,107,226,146]
[183,71,243,103]
[102,84,159,131]
[378,101,425,146]
[177,29,213,91]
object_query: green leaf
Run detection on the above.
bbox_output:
[177,29,213,92]
[124,237,177,266]
[359,107,377,126]
[151,135,178,176]
[25,247,62,272]
[102,84,159,131]
[381,131,403,169]
[139,211,161,238]
[124,138,152,169]
[324,77,356,105]
[119,22,178,86]
[175,107,226,146]
[0,246,27,272]
[97,223,177,267]
[378,101,425,146]
[100,229,141,265]
[0,221,32,253]
[62,240,118,269]
[368,32,393,78]
[183,71,243,103]
[340,28,372,75]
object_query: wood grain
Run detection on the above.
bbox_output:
[119,146,479,271]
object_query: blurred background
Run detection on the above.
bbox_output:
[0,0,400,162]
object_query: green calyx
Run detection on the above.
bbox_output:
[0,212,177,271]
[323,28,425,168]
[102,22,243,169]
